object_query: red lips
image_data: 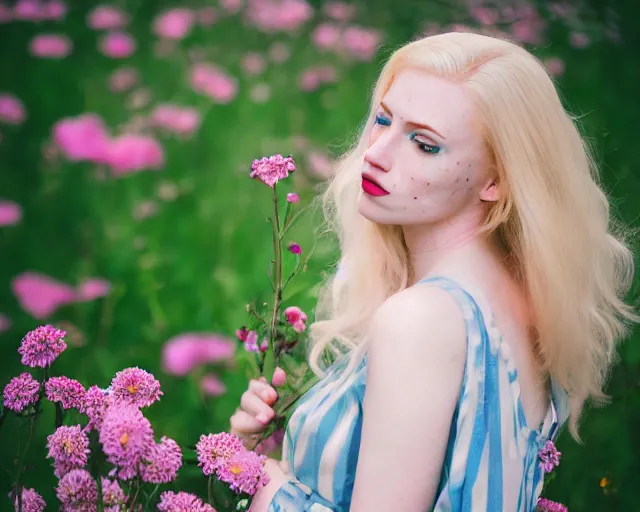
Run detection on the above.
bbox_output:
[361,173,389,197]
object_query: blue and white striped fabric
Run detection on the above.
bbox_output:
[267,276,569,512]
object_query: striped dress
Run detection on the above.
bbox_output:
[267,276,569,512]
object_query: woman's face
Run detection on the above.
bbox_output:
[357,68,497,227]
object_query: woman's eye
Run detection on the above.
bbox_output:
[415,141,441,154]
[374,114,391,126]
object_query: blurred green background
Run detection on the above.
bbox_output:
[1,0,639,510]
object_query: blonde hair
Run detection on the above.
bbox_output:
[308,31,637,440]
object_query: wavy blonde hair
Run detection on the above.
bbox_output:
[308,31,637,440]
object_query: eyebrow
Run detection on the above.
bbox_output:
[380,101,447,140]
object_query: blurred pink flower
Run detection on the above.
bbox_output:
[107,134,165,175]
[570,31,590,48]
[544,57,565,77]
[127,88,152,110]
[99,31,136,58]
[109,67,139,93]
[190,63,238,103]
[286,192,300,203]
[198,6,218,26]
[245,0,313,33]
[0,94,26,125]
[53,113,110,163]
[156,181,179,201]
[323,1,356,22]
[268,41,290,63]
[87,4,129,30]
[299,70,320,91]
[0,200,22,226]
[200,373,227,396]
[548,2,575,20]
[220,0,243,15]
[312,22,341,50]
[510,8,546,45]
[0,313,11,334]
[30,34,72,58]
[341,25,381,61]
[14,0,44,21]
[0,5,12,23]
[150,104,201,136]
[249,83,271,103]
[44,0,67,21]
[77,278,111,301]
[132,200,159,220]
[153,8,195,40]
[470,7,499,25]
[307,150,333,180]
[284,306,307,332]
[12,272,77,318]
[162,333,235,376]
[241,52,267,76]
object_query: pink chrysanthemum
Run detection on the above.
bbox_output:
[45,376,86,410]
[110,367,162,408]
[56,469,98,511]
[101,478,127,512]
[538,440,561,474]
[217,450,270,495]
[536,497,568,512]
[157,491,216,512]
[11,487,46,512]
[81,385,111,431]
[249,154,296,188]
[140,436,182,483]
[3,372,40,412]
[99,404,154,480]
[18,325,67,368]
[46,425,90,478]
[196,432,244,476]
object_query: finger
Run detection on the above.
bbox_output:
[230,410,268,436]
[271,367,287,388]
[249,379,278,404]
[240,391,275,422]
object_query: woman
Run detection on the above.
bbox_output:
[231,31,637,511]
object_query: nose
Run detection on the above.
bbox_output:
[363,128,394,173]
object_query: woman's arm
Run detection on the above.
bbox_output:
[248,459,291,512]
[349,285,467,511]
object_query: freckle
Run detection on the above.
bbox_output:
[466,177,469,182]
[455,178,460,183]
[467,163,471,168]
[413,197,417,200]
[411,177,414,180]
[456,161,460,166]
[427,182,431,186]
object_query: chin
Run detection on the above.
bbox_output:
[357,195,395,225]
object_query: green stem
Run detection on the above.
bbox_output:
[264,185,283,381]
[145,484,160,510]
[55,402,64,429]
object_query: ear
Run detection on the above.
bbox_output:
[479,178,500,203]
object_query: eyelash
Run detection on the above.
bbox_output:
[374,114,441,155]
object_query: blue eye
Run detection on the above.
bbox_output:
[374,114,391,126]
[409,132,440,155]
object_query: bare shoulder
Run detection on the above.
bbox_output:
[368,284,467,361]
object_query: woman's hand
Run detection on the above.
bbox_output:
[230,367,287,449]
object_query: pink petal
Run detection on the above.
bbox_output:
[0,313,12,334]
[162,333,235,376]
[11,272,77,319]
[200,373,227,396]
[0,200,22,226]
[77,278,112,301]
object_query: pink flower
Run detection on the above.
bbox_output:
[196,432,244,476]
[249,83,270,103]
[250,153,296,187]
[241,52,267,75]
[190,63,238,103]
[10,487,45,512]
[162,332,235,376]
[53,113,110,163]
[18,324,67,367]
[510,16,546,45]
[99,31,136,58]
[570,31,590,48]
[158,491,215,512]
[200,373,227,396]
[0,313,12,334]
[220,0,243,14]
[342,25,381,61]
[284,306,307,332]
[140,436,183,483]
[153,8,195,40]
[323,1,356,21]
[3,372,40,412]
[236,327,249,342]
[198,6,218,26]
[109,67,139,92]
[0,200,22,226]
[286,192,300,203]
[14,0,44,21]
[268,41,290,63]
[43,0,67,21]
[307,150,333,180]
[132,200,158,220]
[110,367,162,408]
[245,0,313,33]
[0,94,26,125]
[77,278,111,301]
[30,34,72,58]
[544,57,565,77]
[217,450,270,495]
[470,6,499,25]
[99,404,155,480]
[538,439,561,473]
[243,330,259,352]
[536,498,568,512]
[299,69,320,91]
[288,242,302,255]
[101,478,127,511]
[12,273,77,319]
[312,22,341,50]
[81,385,110,431]
[107,134,165,175]
[56,469,98,510]
[46,425,90,477]
[87,5,129,30]
[45,376,86,409]
[0,5,12,23]
[150,104,201,136]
